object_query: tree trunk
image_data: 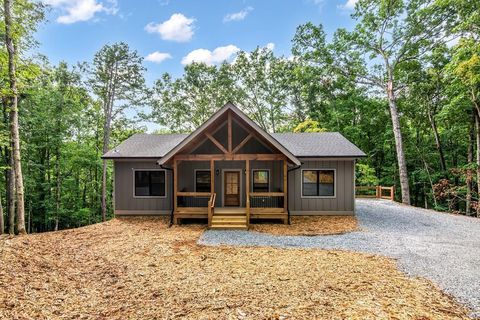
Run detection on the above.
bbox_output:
[101,100,112,222]
[7,154,15,235]
[0,189,3,234]
[475,112,480,217]
[427,105,447,173]
[466,113,474,216]
[4,0,26,234]
[386,80,410,204]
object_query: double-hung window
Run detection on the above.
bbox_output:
[302,169,335,197]
[252,169,269,192]
[134,170,166,197]
[195,170,211,192]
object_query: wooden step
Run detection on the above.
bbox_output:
[212,216,246,222]
[209,224,248,230]
[214,211,246,216]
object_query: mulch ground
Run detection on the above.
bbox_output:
[251,216,359,236]
[0,217,470,319]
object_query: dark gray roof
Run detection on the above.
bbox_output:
[103,133,188,158]
[103,132,365,159]
[271,132,366,157]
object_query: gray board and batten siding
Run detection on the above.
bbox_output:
[113,158,355,216]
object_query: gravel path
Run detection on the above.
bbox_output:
[199,199,480,316]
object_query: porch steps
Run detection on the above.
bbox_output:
[210,208,248,230]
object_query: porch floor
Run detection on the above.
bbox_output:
[174,206,288,228]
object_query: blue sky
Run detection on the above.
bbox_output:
[38,0,358,84]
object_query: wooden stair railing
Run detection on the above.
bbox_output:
[246,197,250,228]
[207,193,216,227]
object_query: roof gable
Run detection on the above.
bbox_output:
[157,103,301,165]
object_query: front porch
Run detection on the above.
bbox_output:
[157,106,299,230]
[173,157,289,229]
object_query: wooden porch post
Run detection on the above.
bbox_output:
[246,159,250,228]
[210,159,214,195]
[173,158,178,224]
[283,159,288,224]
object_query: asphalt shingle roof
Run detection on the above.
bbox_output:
[103,133,188,158]
[103,132,365,159]
[271,132,366,157]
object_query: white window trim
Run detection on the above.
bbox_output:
[300,168,336,199]
[251,169,270,193]
[132,168,167,199]
[194,169,212,193]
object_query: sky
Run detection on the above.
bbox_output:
[36,0,358,131]
[37,0,358,83]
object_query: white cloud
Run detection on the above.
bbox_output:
[223,6,253,22]
[145,13,195,42]
[44,0,118,24]
[145,51,172,63]
[338,0,358,10]
[309,0,325,9]
[265,42,275,51]
[182,45,240,65]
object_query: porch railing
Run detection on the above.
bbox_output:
[207,193,216,227]
[249,192,285,209]
[176,192,211,208]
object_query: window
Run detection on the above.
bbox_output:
[253,169,269,192]
[302,170,335,197]
[195,170,211,192]
[134,170,166,197]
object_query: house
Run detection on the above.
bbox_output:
[103,103,366,229]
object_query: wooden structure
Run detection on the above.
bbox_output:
[355,185,395,201]
[104,103,367,224]
[159,105,297,229]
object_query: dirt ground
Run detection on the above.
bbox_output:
[0,217,470,319]
[251,216,358,235]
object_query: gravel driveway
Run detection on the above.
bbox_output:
[199,199,480,315]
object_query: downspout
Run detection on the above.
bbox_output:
[160,164,174,227]
[287,163,302,225]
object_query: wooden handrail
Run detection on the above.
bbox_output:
[207,193,216,227]
[177,192,211,197]
[246,197,250,228]
[249,192,285,197]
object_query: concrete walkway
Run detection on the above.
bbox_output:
[199,199,480,315]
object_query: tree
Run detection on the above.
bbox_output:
[232,47,290,132]
[293,119,326,132]
[89,42,146,221]
[1,0,44,234]
[298,0,454,204]
[150,63,238,132]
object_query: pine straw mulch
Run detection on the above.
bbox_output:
[0,217,470,320]
[250,216,359,236]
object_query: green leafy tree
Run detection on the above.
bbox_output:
[89,42,146,221]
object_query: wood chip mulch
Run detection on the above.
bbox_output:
[0,217,470,319]
[251,216,359,236]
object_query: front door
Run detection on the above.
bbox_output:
[224,171,240,206]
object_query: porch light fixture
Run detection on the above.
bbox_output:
[216,169,220,176]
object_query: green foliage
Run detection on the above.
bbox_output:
[293,119,326,133]
[356,164,379,186]
[3,0,480,234]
